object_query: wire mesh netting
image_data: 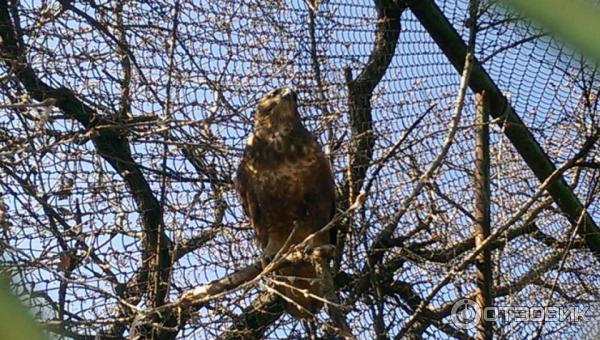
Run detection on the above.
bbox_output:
[0,0,599,338]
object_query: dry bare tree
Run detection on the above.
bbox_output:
[0,0,598,339]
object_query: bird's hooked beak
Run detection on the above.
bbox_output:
[280,87,298,103]
[254,86,300,123]
[253,86,302,135]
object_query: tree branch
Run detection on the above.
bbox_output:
[218,292,284,340]
[0,1,173,335]
[407,0,600,258]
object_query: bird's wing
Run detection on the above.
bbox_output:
[236,157,268,249]
[300,144,337,244]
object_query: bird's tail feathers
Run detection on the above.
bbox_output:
[275,261,327,319]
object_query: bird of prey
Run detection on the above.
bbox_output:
[236,87,336,319]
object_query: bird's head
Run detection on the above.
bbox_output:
[253,87,301,133]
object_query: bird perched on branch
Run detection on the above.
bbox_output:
[236,87,336,319]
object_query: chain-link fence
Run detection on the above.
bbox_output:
[0,0,598,338]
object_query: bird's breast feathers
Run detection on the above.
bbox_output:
[242,133,321,188]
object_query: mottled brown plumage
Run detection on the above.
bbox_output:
[236,87,336,319]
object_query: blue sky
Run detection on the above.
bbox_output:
[1,0,599,338]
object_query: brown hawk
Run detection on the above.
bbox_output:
[236,87,336,319]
